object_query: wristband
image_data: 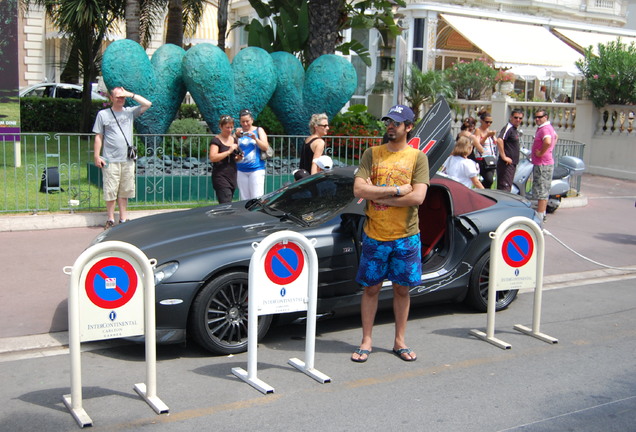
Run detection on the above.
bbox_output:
[131,93,136,99]
[395,186,400,196]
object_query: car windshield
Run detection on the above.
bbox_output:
[252,171,355,226]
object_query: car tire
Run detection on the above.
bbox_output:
[189,271,273,354]
[465,253,518,312]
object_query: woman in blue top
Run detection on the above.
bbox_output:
[234,109,271,200]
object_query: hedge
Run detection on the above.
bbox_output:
[20,97,106,133]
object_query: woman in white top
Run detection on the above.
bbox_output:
[473,110,498,189]
[443,136,484,189]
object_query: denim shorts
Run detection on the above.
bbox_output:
[356,232,422,288]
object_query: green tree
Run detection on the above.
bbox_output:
[236,0,405,67]
[404,64,454,119]
[576,39,636,107]
[217,0,229,50]
[162,0,204,47]
[125,0,140,42]
[126,0,174,48]
[24,0,125,132]
[445,59,497,100]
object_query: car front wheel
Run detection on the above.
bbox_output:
[465,253,518,312]
[189,271,273,354]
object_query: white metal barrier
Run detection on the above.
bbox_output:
[232,230,331,394]
[62,241,168,428]
[470,217,558,349]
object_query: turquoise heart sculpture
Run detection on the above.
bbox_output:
[102,40,187,135]
[269,52,357,135]
[182,45,277,133]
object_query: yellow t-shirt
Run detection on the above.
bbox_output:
[355,144,430,241]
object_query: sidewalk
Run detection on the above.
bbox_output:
[0,208,182,232]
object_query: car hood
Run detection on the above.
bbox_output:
[92,202,294,265]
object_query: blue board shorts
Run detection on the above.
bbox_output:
[356,232,422,288]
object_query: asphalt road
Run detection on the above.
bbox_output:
[1,277,635,431]
[0,173,635,430]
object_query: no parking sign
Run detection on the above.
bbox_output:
[492,223,539,291]
[233,231,330,394]
[255,239,310,315]
[64,240,168,427]
[78,252,145,342]
[470,216,557,350]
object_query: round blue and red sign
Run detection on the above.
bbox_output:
[84,257,138,309]
[264,242,305,285]
[501,229,534,268]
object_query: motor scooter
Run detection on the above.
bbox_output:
[511,147,585,213]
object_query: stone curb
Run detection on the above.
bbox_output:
[0,195,589,232]
[558,194,588,209]
[0,208,183,232]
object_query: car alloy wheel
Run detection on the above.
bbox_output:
[465,253,518,312]
[189,271,273,354]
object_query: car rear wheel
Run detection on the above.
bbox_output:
[465,253,518,312]
[189,271,273,354]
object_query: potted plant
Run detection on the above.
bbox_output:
[495,69,516,95]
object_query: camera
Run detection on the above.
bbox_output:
[241,131,249,136]
[232,148,243,156]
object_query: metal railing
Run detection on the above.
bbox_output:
[520,135,586,194]
[1,132,583,214]
[0,133,381,214]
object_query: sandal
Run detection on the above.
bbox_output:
[351,348,371,363]
[393,347,417,362]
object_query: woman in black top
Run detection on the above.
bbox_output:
[299,113,329,174]
[209,115,243,203]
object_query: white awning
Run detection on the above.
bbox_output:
[553,27,636,55]
[507,65,549,81]
[440,14,583,68]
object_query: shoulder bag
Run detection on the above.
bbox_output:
[110,108,138,161]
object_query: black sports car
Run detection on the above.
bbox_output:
[92,166,541,355]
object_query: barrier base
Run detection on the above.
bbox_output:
[469,329,512,350]
[133,383,170,414]
[231,367,275,394]
[514,324,559,344]
[62,394,93,428]
[288,358,331,384]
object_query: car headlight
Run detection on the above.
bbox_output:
[154,261,179,285]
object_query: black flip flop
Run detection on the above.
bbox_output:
[351,348,371,363]
[393,347,417,362]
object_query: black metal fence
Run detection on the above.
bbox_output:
[1,132,584,214]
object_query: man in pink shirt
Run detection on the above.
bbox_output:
[531,110,557,221]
